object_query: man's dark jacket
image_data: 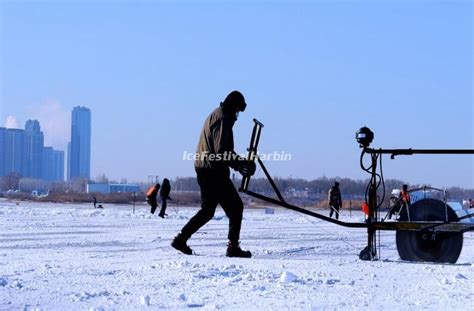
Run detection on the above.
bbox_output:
[194,103,239,174]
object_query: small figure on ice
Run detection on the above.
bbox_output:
[158,178,172,218]
[146,183,161,214]
[328,181,342,220]
[399,184,411,218]
[171,90,256,257]
[92,195,103,208]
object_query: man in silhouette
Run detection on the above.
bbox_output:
[172,90,256,257]
[158,178,172,218]
[328,182,342,220]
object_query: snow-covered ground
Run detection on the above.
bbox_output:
[1,200,473,310]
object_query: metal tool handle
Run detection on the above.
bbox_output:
[240,119,264,192]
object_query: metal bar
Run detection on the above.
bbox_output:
[415,213,474,232]
[257,157,286,203]
[372,221,474,232]
[240,120,263,192]
[243,189,474,232]
[243,189,367,228]
[364,148,474,156]
[367,153,377,259]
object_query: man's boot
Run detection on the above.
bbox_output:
[226,241,252,258]
[171,233,193,255]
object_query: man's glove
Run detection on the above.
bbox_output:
[237,160,256,177]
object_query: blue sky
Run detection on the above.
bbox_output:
[1,1,472,187]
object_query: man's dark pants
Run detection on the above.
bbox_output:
[159,197,167,216]
[181,168,243,243]
[329,204,340,220]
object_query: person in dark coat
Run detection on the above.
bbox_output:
[328,182,342,220]
[158,178,172,218]
[171,90,256,257]
[92,196,97,208]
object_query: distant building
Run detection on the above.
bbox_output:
[0,127,6,176]
[69,106,91,181]
[3,128,26,176]
[24,120,44,179]
[1,121,65,182]
[87,183,140,194]
[42,147,65,181]
[52,150,65,181]
[67,142,71,181]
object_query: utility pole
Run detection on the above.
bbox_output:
[132,192,136,214]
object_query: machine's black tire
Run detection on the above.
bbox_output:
[396,198,463,263]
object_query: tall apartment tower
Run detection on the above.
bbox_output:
[2,128,26,176]
[68,106,91,181]
[24,120,44,179]
[0,127,7,176]
[42,147,65,181]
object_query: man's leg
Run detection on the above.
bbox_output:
[180,172,219,240]
[219,178,251,258]
[335,205,340,220]
[159,198,167,217]
[219,178,244,243]
[329,206,334,218]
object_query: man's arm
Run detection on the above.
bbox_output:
[213,116,256,176]
[213,116,243,169]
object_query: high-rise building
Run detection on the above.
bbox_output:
[0,127,6,176]
[42,147,65,181]
[24,120,44,178]
[42,147,54,181]
[67,142,71,181]
[1,121,66,181]
[52,149,65,181]
[4,128,26,176]
[69,106,91,181]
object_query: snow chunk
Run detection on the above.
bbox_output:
[0,277,7,287]
[280,271,298,284]
[140,295,151,306]
[179,293,187,301]
[325,278,340,285]
[455,273,467,280]
[11,280,23,289]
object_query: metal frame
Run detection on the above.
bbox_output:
[239,119,474,260]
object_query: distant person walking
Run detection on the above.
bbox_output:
[399,184,411,219]
[146,183,161,214]
[92,195,97,208]
[158,178,172,218]
[171,90,256,257]
[328,182,342,220]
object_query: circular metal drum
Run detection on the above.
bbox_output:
[396,198,463,263]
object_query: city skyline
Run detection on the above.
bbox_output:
[0,119,64,182]
[1,1,472,187]
[0,105,94,183]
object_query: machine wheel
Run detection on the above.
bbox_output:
[396,199,463,263]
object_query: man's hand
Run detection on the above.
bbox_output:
[237,160,256,177]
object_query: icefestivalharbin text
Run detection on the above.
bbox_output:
[182,150,292,161]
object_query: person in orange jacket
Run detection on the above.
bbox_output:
[399,184,411,218]
[146,183,160,214]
